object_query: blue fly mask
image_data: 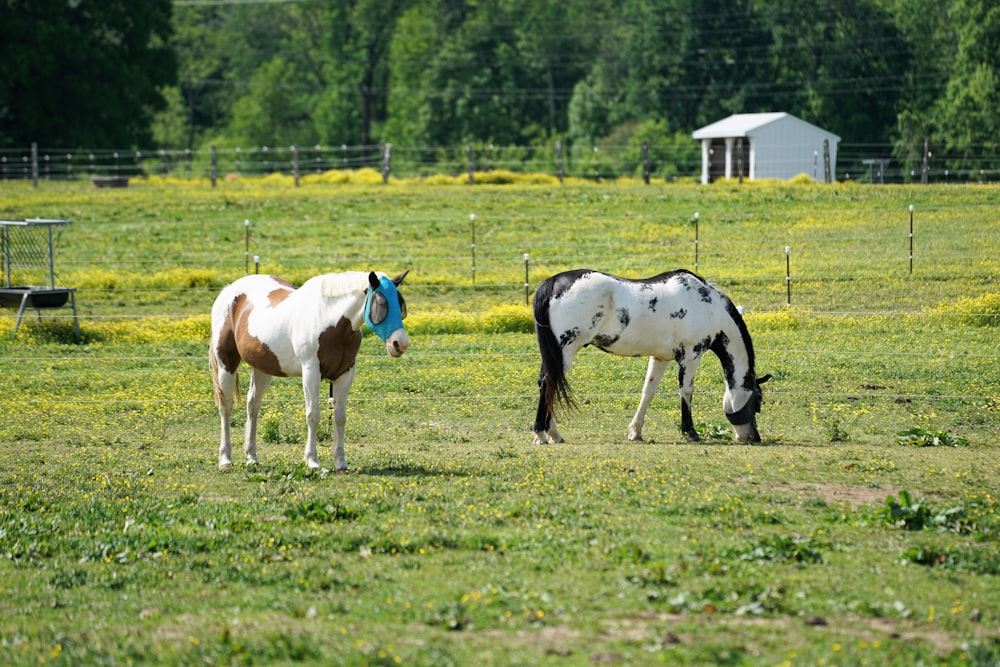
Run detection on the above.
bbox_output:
[363,271,408,341]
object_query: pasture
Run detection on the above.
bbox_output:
[1,175,998,666]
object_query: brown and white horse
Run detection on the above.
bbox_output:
[210,270,409,471]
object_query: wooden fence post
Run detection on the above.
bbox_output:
[381,143,392,185]
[467,145,474,185]
[210,145,217,187]
[823,139,832,183]
[737,140,744,184]
[921,137,930,184]
[31,142,38,188]
[292,144,299,187]
[555,140,564,184]
[642,141,650,184]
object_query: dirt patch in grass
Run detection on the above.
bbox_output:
[606,611,981,657]
[774,482,899,507]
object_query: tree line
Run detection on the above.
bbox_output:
[1,0,997,180]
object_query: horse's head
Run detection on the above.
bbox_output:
[725,374,771,443]
[364,271,410,357]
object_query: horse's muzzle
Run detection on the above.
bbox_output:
[386,329,409,357]
[732,419,761,443]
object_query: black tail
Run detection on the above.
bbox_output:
[533,277,574,423]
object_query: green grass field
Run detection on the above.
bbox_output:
[1,176,998,665]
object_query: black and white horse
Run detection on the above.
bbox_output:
[532,269,770,444]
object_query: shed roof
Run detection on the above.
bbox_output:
[692,112,840,141]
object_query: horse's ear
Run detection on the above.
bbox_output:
[392,270,409,286]
[368,272,380,290]
[757,374,772,385]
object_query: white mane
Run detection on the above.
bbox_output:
[318,271,381,299]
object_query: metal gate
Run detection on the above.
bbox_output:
[0,218,80,341]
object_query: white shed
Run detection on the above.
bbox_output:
[692,112,840,184]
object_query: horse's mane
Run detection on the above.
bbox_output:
[686,271,756,374]
[318,271,378,299]
[720,294,756,373]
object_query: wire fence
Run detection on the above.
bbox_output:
[1,336,997,409]
[3,141,999,185]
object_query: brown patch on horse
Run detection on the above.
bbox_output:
[231,293,288,377]
[318,317,362,381]
[266,278,294,307]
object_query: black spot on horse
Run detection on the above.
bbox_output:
[697,286,712,303]
[648,297,658,312]
[559,327,580,347]
[670,308,686,319]
[674,346,686,363]
[617,307,630,327]
[693,336,712,356]
[591,310,605,328]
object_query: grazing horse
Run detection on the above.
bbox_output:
[210,270,409,470]
[532,269,770,444]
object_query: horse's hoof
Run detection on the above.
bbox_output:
[218,460,232,470]
[628,432,644,442]
[532,433,548,445]
[335,467,349,475]
[685,432,701,443]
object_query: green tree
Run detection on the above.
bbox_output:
[383,1,442,148]
[568,0,689,145]
[150,86,189,150]
[512,0,599,136]
[929,0,1000,178]
[229,56,315,149]
[567,0,773,138]
[677,0,775,129]
[761,0,910,146]
[0,0,176,149]
[418,0,539,145]
[311,0,412,147]
[390,0,599,148]
[891,0,953,175]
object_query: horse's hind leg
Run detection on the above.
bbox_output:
[215,367,238,469]
[244,369,273,465]
[629,357,669,441]
[533,365,565,445]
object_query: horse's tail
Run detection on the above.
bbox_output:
[209,346,223,407]
[533,277,574,416]
[209,344,240,407]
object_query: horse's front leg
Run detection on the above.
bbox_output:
[629,357,669,441]
[301,365,324,469]
[678,359,701,442]
[244,369,273,465]
[327,366,357,472]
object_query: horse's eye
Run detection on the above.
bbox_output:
[370,293,388,325]
[398,294,407,319]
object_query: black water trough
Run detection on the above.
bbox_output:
[0,286,73,308]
